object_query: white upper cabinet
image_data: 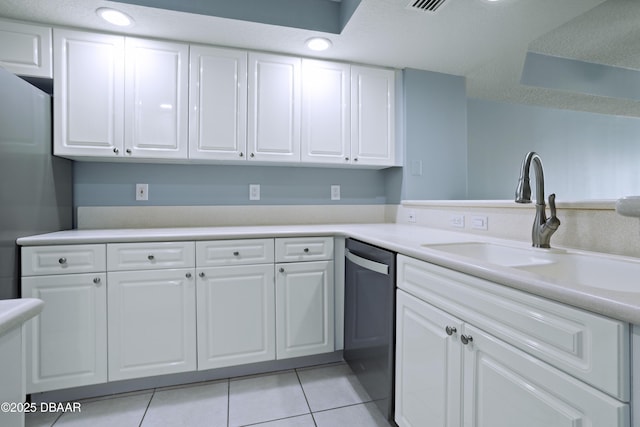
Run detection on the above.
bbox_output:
[53,29,188,159]
[0,19,52,78]
[124,37,189,159]
[351,65,396,166]
[53,29,125,157]
[248,53,301,162]
[189,46,247,160]
[301,59,350,165]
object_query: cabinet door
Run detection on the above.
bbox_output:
[0,19,52,78]
[189,46,247,160]
[196,264,275,370]
[276,260,334,359]
[462,324,629,427]
[107,268,196,381]
[395,290,462,427]
[124,37,189,159]
[301,59,350,165]
[351,65,396,166]
[248,53,300,162]
[53,29,124,157]
[22,273,107,393]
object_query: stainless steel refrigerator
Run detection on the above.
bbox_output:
[0,66,73,300]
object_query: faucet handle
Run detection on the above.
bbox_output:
[547,194,561,230]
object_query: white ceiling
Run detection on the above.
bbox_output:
[1,0,638,116]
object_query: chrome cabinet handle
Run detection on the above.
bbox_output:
[233,251,240,256]
[126,148,132,154]
[303,248,309,253]
[58,257,67,265]
[185,272,192,279]
[239,152,244,157]
[461,334,473,345]
[147,254,155,261]
[345,157,349,161]
[250,153,255,158]
[279,267,285,273]
[93,277,101,285]
[199,272,205,278]
[113,148,119,154]
[445,326,457,336]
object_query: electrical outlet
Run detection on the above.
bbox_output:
[249,184,260,201]
[331,185,341,201]
[472,215,488,230]
[136,183,148,201]
[450,214,464,228]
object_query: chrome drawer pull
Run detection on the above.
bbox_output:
[93,277,101,285]
[303,248,310,253]
[279,267,285,273]
[445,326,457,336]
[461,334,473,345]
[199,272,205,278]
[148,254,155,261]
[185,273,192,279]
[233,251,240,256]
[58,257,67,265]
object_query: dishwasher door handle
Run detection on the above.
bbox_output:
[346,249,389,275]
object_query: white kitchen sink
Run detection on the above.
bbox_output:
[422,242,556,267]
[424,241,640,292]
[516,253,640,292]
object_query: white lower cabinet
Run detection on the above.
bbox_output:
[107,268,196,381]
[276,260,334,359]
[196,264,275,370]
[395,255,630,427]
[395,290,462,427]
[22,273,107,393]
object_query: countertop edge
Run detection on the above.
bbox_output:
[0,298,44,338]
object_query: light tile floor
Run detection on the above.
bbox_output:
[26,362,395,427]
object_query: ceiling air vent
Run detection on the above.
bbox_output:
[407,0,448,13]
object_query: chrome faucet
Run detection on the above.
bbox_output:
[515,152,561,248]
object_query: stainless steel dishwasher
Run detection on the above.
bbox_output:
[344,238,396,422]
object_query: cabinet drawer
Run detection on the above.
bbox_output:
[22,244,106,276]
[275,237,334,262]
[397,254,630,401]
[107,242,195,271]
[196,239,274,266]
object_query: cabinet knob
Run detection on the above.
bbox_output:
[147,254,155,261]
[461,334,473,345]
[185,272,192,279]
[445,326,457,336]
[58,257,67,265]
[303,248,310,253]
[126,148,132,154]
[250,153,255,158]
[93,277,101,285]
[345,157,349,161]
[113,148,119,154]
[354,158,358,162]
[233,251,240,256]
[199,272,205,278]
[279,267,285,273]
[239,152,244,157]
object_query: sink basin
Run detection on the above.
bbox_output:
[423,242,556,268]
[516,253,640,292]
[424,241,640,292]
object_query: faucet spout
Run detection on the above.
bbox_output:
[515,152,560,248]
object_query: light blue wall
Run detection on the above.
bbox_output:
[467,99,640,200]
[74,162,399,207]
[402,68,467,200]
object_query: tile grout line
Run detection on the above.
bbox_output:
[294,367,318,427]
[137,388,156,427]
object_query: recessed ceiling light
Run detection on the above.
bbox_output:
[306,37,332,52]
[96,8,134,27]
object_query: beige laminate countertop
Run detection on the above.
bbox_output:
[17,223,640,325]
